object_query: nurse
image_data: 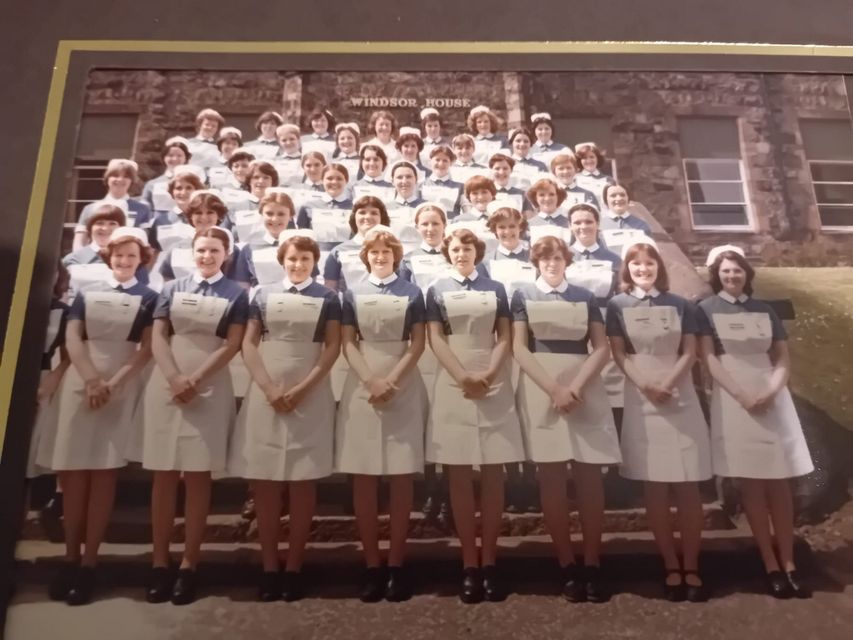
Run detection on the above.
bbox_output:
[698,245,813,599]
[74,159,152,249]
[299,151,328,194]
[467,105,506,165]
[512,236,621,603]
[567,203,621,301]
[322,196,392,293]
[419,107,448,162]
[185,108,225,169]
[301,106,336,143]
[599,184,653,236]
[363,109,400,164]
[529,112,568,162]
[352,144,395,203]
[574,142,616,204]
[141,137,193,214]
[550,153,600,210]
[489,153,533,217]
[230,160,280,242]
[207,127,243,189]
[455,175,496,222]
[421,145,463,219]
[386,161,425,248]
[160,190,239,282]
[332,122,361,183]
[336,228,428,602]
[449,134,487,185]
[506,127,548,189]
[233,190,299,289]
[147,169,206,256]
[228,233,341,602]
[270,124,304,187]
[295,163,354,237]
[394,127,430,183]
[245,110,285,160]
[47,227,158,605]
[526,177,570,231]
[606,240,711,603]
[425,228,525,603]
[142,227,249,605]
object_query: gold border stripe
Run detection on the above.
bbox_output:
[58,40,853,56]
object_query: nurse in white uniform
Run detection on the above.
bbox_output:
[141,137,192,215]
[363,109,400,164]
[142,227,249,606]
[698,246,813,599]
[336,228,428,603]
[574,142,616,206]
[332,122,362,184]
[229,233,341,602]
[467,105,507,166]
[606,240,711,603]
[512,236,621,604]
[47,227,157,605]
[426,228,525,604]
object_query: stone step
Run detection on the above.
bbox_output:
[22,503,733,545]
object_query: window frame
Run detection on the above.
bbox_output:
[682,156,755,231]
[807,158,853,232]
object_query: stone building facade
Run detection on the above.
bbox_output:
[77,70,853,266]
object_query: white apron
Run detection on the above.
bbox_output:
[487,260,536,298]
[233,210,265,245]
[152,181,176,212]
[169,246,195,281]
[710,313,813,479]
[426,290,524,465]
[142,292,236,472]
[494,191,524,212]
[228,293,334,481]
[250,246,284,287]
[421,183,460,214]
[529,223,570,245]
[600,229,647,259]
[516,300,620,465]
[311,209,352,245]
[47,292,143,470]
[619,305,711,482]
[335,295,427,475]
[408,255,449,401]
[329,250,370,400]
[68,263,113,300]
[26,309,66,478]
[352,183,395,203]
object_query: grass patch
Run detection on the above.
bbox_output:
[752,268,853,432]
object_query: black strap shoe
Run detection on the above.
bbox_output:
[257,570,281,602]
[683,570,709,603]
[664,569,686,602]
[359,567,386,603]
[281,571,305,602]
[482,565,507,602]
[66,566,96,606]
[171,568,198,606]
[561,563,586,603]
[385,566,413,602]
[786,570,812,599]
[145,566,175,604]
[584,565,611,603]
[766,570,794,599]
[48,561,78,601]
[460,567,484,604]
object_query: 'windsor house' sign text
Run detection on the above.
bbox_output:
[349,97,472,108]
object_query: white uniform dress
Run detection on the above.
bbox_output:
[335,274,428,475]
[512,279,621,465]
[228,278,339,481]
[425,269,525,465]
[606,288,711,482]
[568,243,624,409]
[26,300,69,477]
[698,292,814,479]
[141,271,249,472]
[45,277,158,471]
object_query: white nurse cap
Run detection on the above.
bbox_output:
[388,160,419,177]
[362,224,397,243]
[107,158,139,173]
[530,112,552,123]
[210,225,235,255]
[165,135,190,147]
[620,237,659,261]
[420,107,440,120]
[705,244,745,267]
[486,199,518,216]
[398,126,422,138]
[414,201,447,217]
[172,164,207,181]
[278,228,316,242]
[336,122,361,135]
[469,105,491,117]
[109,226,149,247]
[218,126,242,140]
[189,188,224,201]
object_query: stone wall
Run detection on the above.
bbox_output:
[80,69,853,266]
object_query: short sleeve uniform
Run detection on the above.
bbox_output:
[606,290,711,482]
[697,294,813,479]
[142,273,249,472]
[227,280,340,481]
[335,276,428,475]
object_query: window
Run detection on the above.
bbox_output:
[68,113,138,225]
[552,117,617,178]
[800,119,853,229]
[678,117,751,230]
[220,113,262,141]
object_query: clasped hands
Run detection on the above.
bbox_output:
[260,381,307,414]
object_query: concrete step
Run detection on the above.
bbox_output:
[22,503,734,545]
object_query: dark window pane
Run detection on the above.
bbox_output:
[800,120,853,161]
[688,181,745,204]
[818,205,853,227]
[76,114,138,159]
[810,162,853,183]
[220,114,259,141]
[678,118,740,158]
[553,117,612,154]
[684,159,742,181]
[813,183,853,205]
[691,204,748,227]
